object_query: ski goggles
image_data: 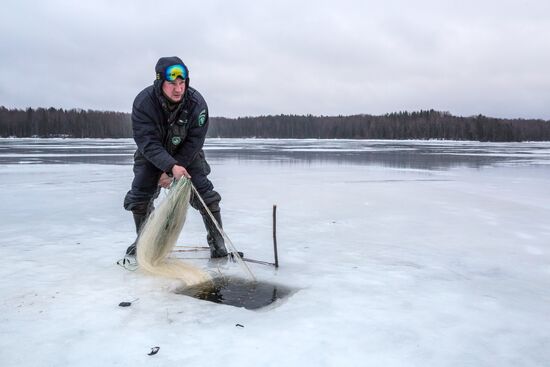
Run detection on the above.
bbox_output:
[164,64,188,81]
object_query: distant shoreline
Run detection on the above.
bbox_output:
[2,107,549,141]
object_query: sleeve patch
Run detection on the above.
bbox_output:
[198,109,207,126]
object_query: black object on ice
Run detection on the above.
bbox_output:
[148,347,160,356]
[118,298,139,307]
[236,324,244,328]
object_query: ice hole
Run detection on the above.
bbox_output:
[175,277,293,310]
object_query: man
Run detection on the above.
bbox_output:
[123,56,227,258]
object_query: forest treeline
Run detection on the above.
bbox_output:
[1,106,549,141]
[0,107,132,138]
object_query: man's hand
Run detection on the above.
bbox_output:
[171,164,191,180]
[158,172,173,188]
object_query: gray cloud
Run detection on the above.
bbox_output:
[1,0,549,119]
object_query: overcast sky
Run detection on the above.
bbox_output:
[1,0,549,119]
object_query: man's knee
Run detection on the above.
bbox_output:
[190,190,221,213]
[123,195,149,215]
[124,163,162,213]
[123,187,159,214]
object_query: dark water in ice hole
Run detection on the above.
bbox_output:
[175,277,293,310]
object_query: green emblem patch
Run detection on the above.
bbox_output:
[171,136,182,146]
[198,109,207,126]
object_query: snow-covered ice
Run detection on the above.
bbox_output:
[1,138,549,366]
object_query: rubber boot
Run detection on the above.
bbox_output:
[201,210,228,258]
[126,212,147,256]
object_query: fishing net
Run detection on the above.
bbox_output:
[136,178,212,286]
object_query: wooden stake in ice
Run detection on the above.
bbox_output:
[273,204,279,268]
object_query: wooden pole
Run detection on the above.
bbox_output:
[273,204,279,268]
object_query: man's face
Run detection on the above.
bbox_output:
[162,79,186,103]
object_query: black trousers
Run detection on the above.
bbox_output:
[123,149,221,215]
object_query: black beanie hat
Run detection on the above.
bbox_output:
[155,56,189,82]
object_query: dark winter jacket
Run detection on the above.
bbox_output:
[131,82,209,172]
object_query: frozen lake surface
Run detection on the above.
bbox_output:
[1,138,549,366]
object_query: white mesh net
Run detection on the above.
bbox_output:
[136,178,212,286]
